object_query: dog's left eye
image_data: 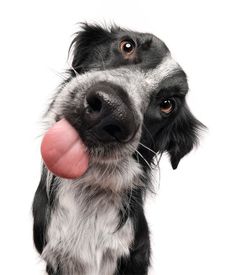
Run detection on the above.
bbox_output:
[160,99,175,114]
[120,40,136,55]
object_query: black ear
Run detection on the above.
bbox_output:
[160,105,205,169]
[32,165,50,254]
[69,23,113,74]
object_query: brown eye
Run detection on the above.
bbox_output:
[160,99,175,114]
[120,40,135,55]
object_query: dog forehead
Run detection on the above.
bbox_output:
[145,55,183,88]
[66,54,183,110]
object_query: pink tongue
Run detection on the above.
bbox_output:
[41,119,89,179]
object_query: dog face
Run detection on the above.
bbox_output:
[47,24,203,170]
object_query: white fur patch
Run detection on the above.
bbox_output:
[145,54,181,88]
[43,158,142,275]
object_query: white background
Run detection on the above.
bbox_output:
[0,0,235,274]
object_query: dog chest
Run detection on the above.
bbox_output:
[43,182,134,274]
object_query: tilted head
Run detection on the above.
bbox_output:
[47,23,203,174]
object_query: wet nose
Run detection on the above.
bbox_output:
[84,82,139,143]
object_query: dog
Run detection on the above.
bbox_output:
[33,23,203,275]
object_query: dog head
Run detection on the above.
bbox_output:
[47,23,203,171]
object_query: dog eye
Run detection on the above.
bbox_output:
[120,40,136,55]
[160,99,175,114]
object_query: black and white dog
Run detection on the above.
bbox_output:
[33,24,203,275]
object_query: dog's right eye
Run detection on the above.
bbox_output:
[160,99,175,114]
[119,40,136,55]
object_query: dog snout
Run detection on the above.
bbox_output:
[84,82,140,143]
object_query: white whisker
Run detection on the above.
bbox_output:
[134,148,152,170]
[138,142,157,155]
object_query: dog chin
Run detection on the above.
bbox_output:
[88,144,136,164]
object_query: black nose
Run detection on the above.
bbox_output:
[84,82,139,143]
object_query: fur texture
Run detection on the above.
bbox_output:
[33,23,204,275]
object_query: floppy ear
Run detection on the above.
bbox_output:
[160,105,204,169]
[69,23,113,74]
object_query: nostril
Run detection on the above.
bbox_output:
[86,95,103,113]
[84,84,139,143]
[103,124,122,139]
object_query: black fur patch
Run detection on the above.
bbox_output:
[32,165,50,253]
[69,23,170,75]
